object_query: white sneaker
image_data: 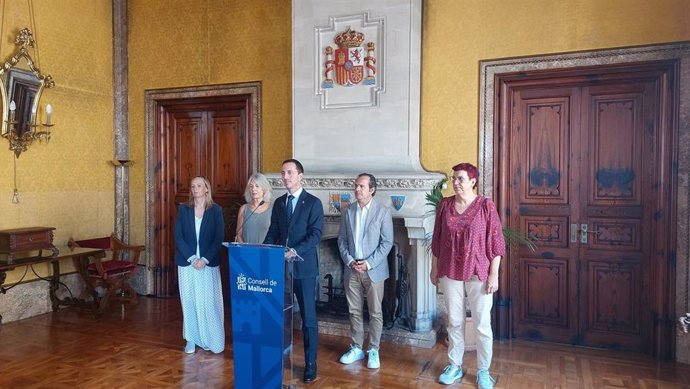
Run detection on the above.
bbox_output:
[439,364,463,385]
[339,345,365,364]
[367,349,380,369]
[477,369,495,389]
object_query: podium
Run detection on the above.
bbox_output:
[227,243,294,389]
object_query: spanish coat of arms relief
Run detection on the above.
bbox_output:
[322,27,376,88]
[314,13,384,109]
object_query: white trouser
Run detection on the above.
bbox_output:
[440,275,494,370]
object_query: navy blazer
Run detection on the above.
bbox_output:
[264,190,324,279]
[174,203,225,267]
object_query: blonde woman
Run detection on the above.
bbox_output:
[235,172,273,243]
[174,176,225,354]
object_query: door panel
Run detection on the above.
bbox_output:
[579,83,654,351]
[512,87,580,343]
[212,115,241,193]
[173,113,203,197]
[510,79,657,352]
[210,111,245,240]
[522,257,570,326]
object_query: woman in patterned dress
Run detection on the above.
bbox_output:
[174,176,225,354]
[430,163,506,389]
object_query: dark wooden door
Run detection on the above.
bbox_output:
[171,107,246,239]
[154,97,249,298]
[499,62,677,355]
[577,82,657,351]
[510,85,582,345]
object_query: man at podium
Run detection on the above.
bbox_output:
[264,159,324,384]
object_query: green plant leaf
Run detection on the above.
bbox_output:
[502,227,537,252]
[422,178,537,253]
[425,178,446,217]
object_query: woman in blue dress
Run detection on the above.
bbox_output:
[174,175,225,354]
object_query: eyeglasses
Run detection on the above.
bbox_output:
[451,176,472,183]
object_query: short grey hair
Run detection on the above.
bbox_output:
[244,172,273,204]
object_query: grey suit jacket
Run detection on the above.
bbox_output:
[338,198,394,283]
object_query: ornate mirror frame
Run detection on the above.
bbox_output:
[0,28,54,155]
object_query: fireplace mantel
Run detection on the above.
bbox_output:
[268,171,443,335]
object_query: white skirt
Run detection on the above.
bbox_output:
[178,265,225,353]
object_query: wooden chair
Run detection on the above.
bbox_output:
[68,234,144,314]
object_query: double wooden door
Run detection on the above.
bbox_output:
[497,61,677,356]
[153,97,250,298]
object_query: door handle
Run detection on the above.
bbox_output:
[570,223,578,243]
[580,223,601,244]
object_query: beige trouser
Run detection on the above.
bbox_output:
[440,275,494,370]
[345,270,385,350]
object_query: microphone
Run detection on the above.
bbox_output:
[234,200,265,242]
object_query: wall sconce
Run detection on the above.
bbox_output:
[0,28,55,158]
[5,102,54,158]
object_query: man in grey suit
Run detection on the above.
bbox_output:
[337,173,394,369]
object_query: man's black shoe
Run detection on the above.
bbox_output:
[303,363,317,383]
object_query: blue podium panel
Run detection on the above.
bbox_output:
[228,243,290,389]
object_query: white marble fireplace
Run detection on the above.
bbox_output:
[269,174,441,331]
[266,0,443,346]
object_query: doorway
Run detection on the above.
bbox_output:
[478,44,690,359]
[498,62,676,354]
[144,83,262,299]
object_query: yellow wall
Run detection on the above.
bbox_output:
[1,0,688,298]
[0,0,114,282]
[421,0,690,180]
[127,0,291,246]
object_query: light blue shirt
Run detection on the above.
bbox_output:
[287,187,303,214]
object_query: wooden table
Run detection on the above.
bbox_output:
[0,245,105,324]
[0,227,57,260]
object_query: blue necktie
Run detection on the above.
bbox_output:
[286,194,294,225]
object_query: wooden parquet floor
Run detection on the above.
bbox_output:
[0,297,688,389]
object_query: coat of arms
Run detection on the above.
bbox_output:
[390,195,406,211]
[323,27,376,88]
[329,192,352,214]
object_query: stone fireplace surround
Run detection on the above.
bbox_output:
[286,0,445,348]
[268,172,444,348]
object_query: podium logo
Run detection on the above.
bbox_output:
[236,273,247,291]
